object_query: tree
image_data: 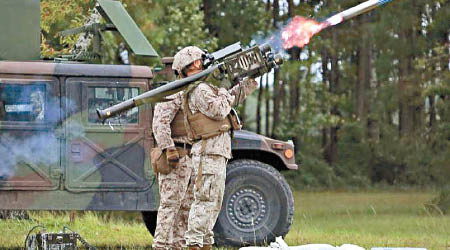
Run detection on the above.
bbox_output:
[41,0,217,65]
[41,0,97,58]
[201,0,269,48]
[271,0,281,138]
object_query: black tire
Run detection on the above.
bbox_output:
[214,159,294,246]
[141,211,158,236]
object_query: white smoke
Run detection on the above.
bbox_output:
[0,133,59,179]
[0,97,84,180]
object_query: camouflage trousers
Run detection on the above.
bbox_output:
[185,154,227,247]
[153,155,195,250]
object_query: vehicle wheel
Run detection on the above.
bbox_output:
[214,159,294,246]
[141,211,157,236]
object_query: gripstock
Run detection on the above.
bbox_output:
[96,43,283,121]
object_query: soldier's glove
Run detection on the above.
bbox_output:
[242,77,258,88]
[248,78,258,87]
[165,146,180,168]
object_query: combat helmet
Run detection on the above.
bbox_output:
[172,46,204,77]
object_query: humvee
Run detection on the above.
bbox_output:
[0,0,297,246]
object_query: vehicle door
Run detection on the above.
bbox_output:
[0,76,61,190]
[64,78,153,192]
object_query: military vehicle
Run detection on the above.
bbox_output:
[0,0,297,246]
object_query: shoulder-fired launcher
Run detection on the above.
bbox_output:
[96,43,282,121]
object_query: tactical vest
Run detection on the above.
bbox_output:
[170,106,241,140]
[170,83,241,191]
[170,84,241,140]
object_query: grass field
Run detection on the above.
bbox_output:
[1,191,449,249]
[285,192,450,250]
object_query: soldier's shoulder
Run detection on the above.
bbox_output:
[194,82,216,93]
[166,91,183,100]
[155,92,183,110]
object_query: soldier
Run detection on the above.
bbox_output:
[170,46,258,250]
[152,85,194,248]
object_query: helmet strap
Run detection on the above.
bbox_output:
[181,68,189,78]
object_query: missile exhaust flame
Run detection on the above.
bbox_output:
[281,17,327,49]
[281,0,394,49]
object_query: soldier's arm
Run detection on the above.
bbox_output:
[191,83,234,120]
[228,78,259,106]
[152,94,182,150]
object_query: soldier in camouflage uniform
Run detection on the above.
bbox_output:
[170,46,258,250]
[152,89,194,249]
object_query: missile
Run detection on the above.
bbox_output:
[325,0,394,26]
[281,0,394,49]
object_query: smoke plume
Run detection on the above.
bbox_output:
[0,97,84,180]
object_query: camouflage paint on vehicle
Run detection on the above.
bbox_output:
[0,61,158,211]
[231,130,297,171]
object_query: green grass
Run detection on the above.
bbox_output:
[285,191,450,250]
[0,211,152,249]
[1,191,449,249]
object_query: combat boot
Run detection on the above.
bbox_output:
[200,245,212,250]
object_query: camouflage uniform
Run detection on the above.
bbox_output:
[152,92,194,250]
[185,78,258,247]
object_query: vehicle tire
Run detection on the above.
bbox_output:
[214,159,294,246]
[141,211,157,236]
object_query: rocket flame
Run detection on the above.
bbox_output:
[279,0,394,49]
[281,16,328,49]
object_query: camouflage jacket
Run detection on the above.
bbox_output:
[188,78,258,158]
[152,92,191,150]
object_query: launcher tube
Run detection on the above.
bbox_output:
[96,64,220,121]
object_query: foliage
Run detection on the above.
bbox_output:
[40,0,217,65]
[275,0,450,189]
[41,0,96,58]
[202,0,270,48]
[430,190,450,215]
[151,0,218,57]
